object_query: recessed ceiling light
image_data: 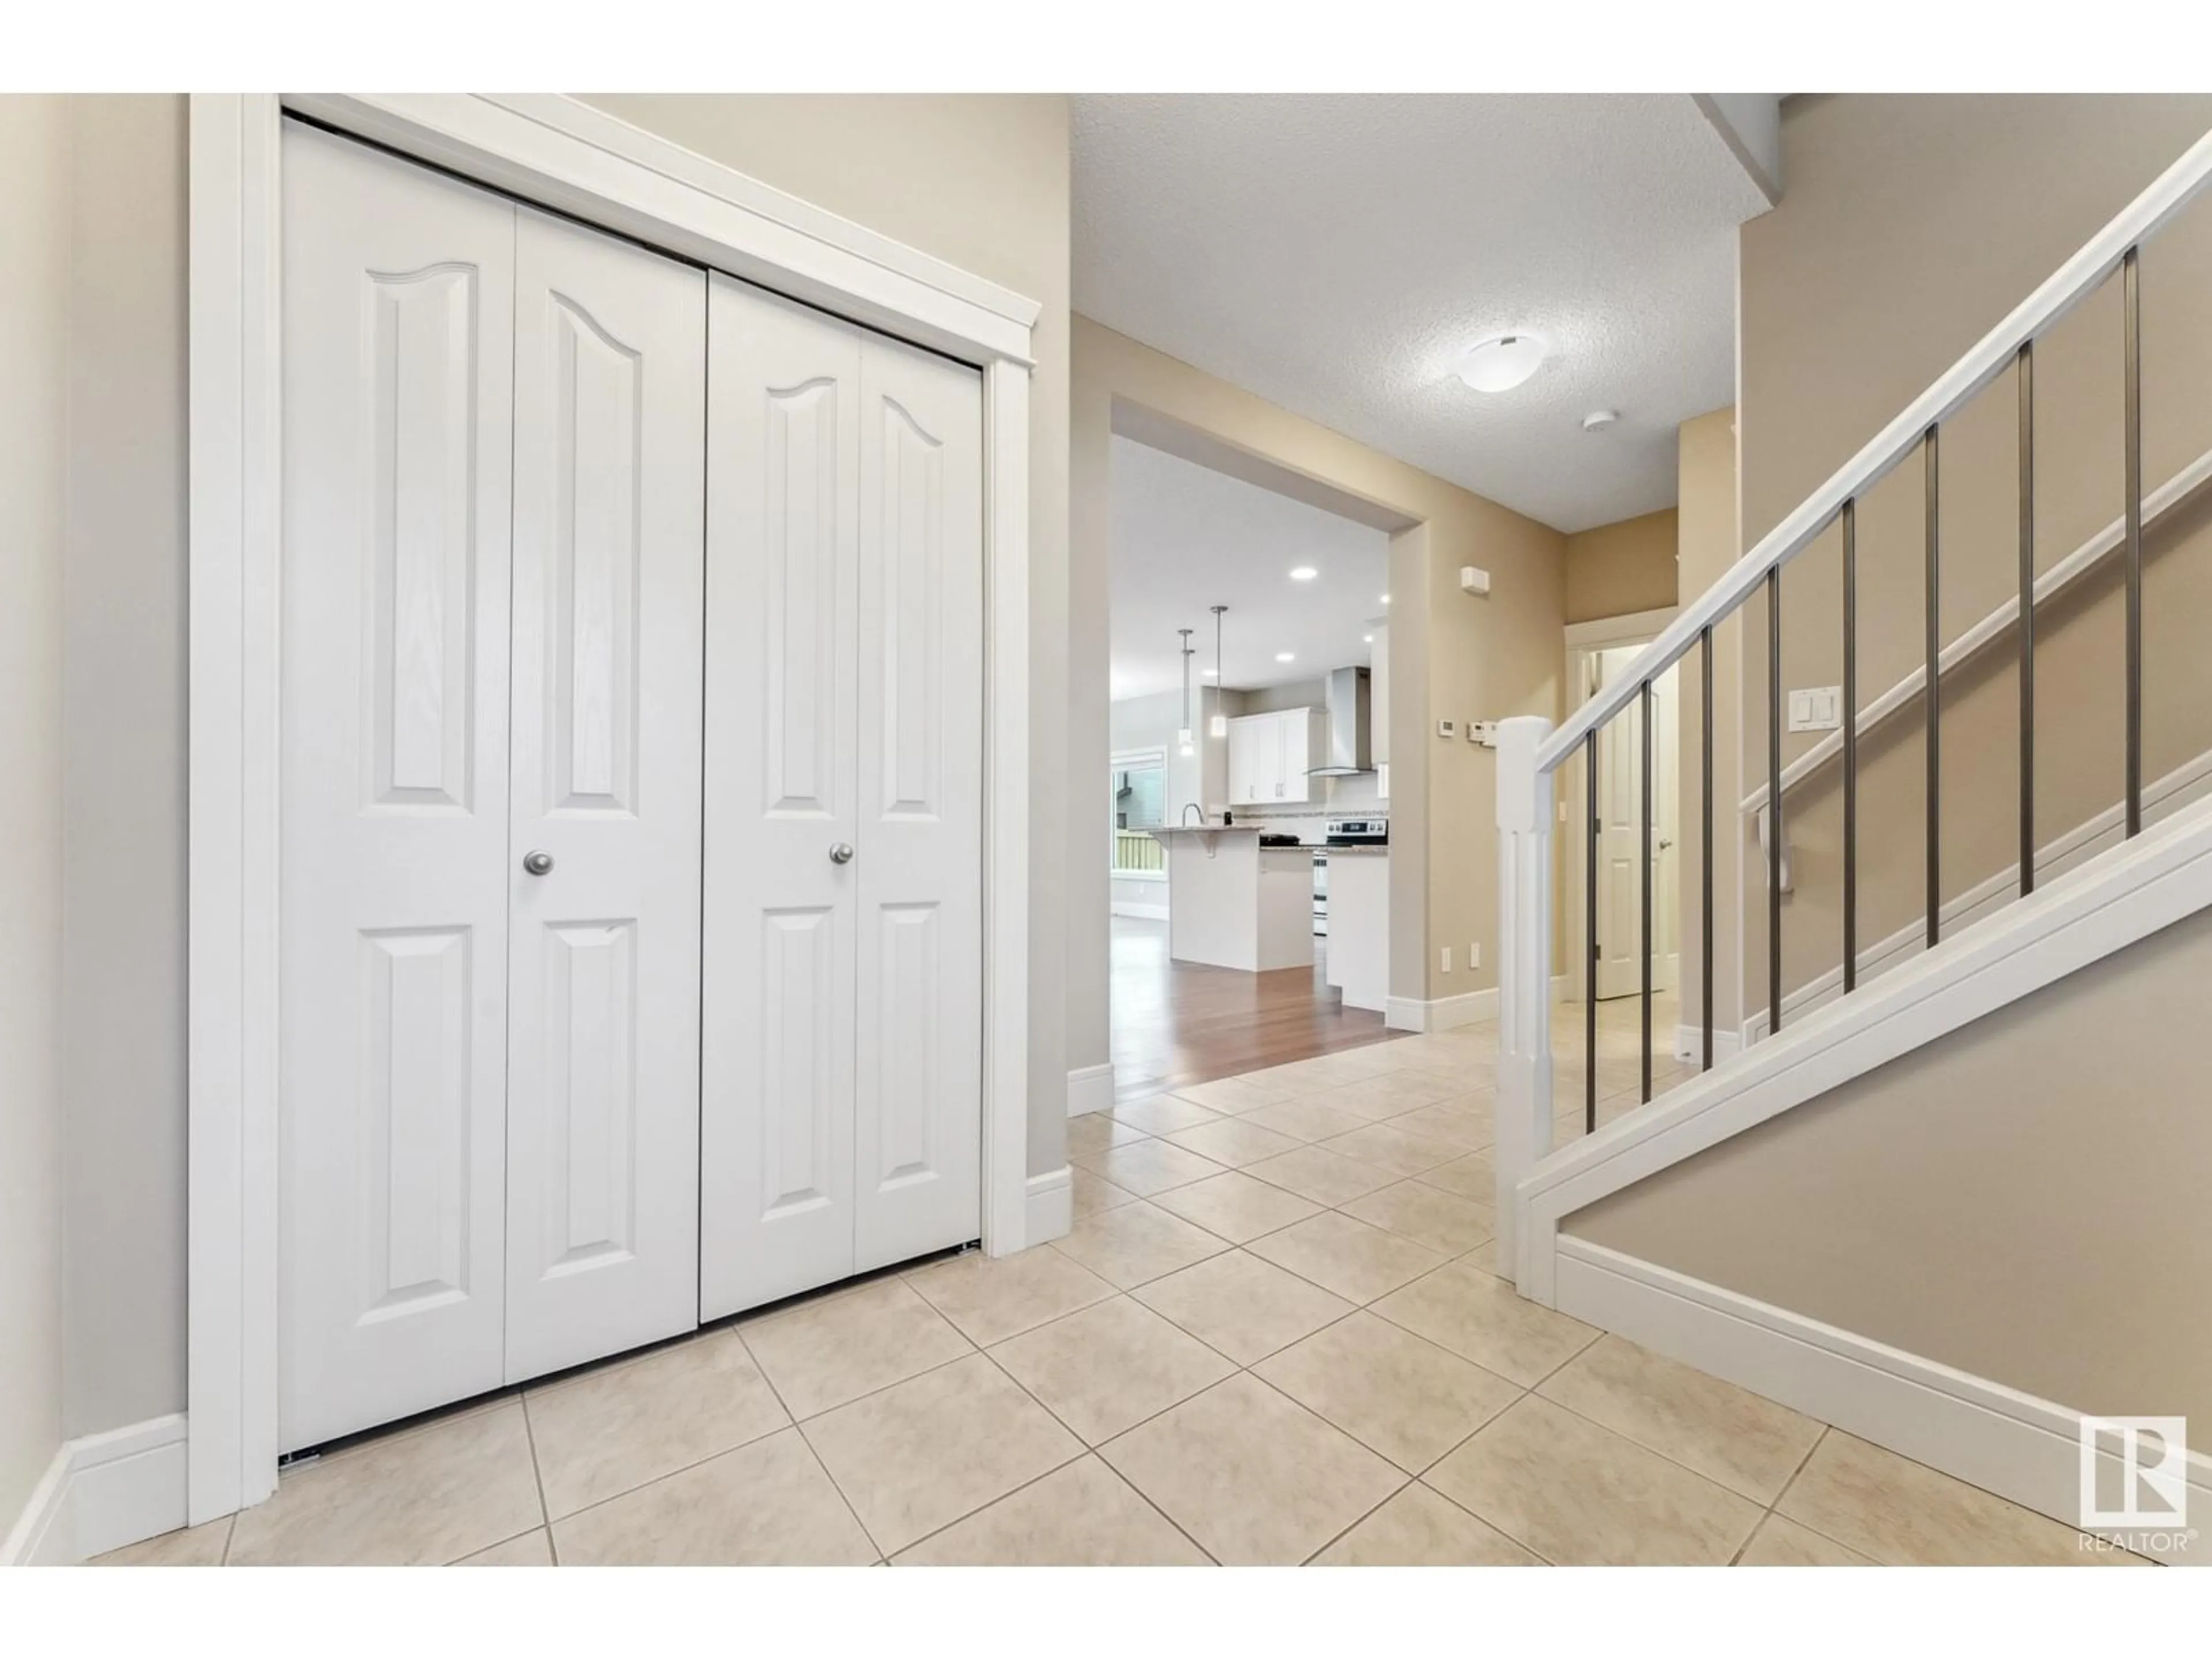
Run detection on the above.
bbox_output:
[1380,593,1391,605]
[1275,652,1295,663]
[1363,634,1374,643]
[1201,667,1218,677]
[1289,566,1318,581]
[1456,333,1548,393]
[1582,408,1620,432]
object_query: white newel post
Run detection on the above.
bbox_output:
[1494,716,1555,1298]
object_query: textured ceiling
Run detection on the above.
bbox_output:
[1074,94,1771,532]
[1111,435,1389,703]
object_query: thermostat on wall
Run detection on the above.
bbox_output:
[1468,721,1499,747]
[1459,566,1491,597]
[1437,718,1458,739]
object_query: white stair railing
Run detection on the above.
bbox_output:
[1493,127,2212,1291]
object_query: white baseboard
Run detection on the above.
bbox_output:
[1552,1238,2209,1566]
[2,1446,71,1566]
[1388,975,1565,1033]
[1109,901,1169,921]
[1023,1166,1072,1247]
[1065,1063,1115,1118]
[1387,988,1493,1032]
[1672,1022,1744,1065]
[2,1413,188,1566]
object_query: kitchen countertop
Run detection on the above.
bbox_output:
[1315,844,1389,855]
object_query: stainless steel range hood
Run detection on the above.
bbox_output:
[1307,666,1372,776]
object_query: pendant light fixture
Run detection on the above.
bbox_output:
[1208,605,1229,738]
[1176,628,1196,756]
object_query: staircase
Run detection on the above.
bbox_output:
[1491,129,2212,1562]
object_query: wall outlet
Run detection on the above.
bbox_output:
[1440,945,1453,974]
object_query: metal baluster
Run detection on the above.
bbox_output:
[2019,340,2036,893]
[1925,425,1941,948]
[1585,729,1599,1135]
[1641,678,1654,1104]
[1767,567,1782,1038]
[1842,498,1858,993]
[1700,626,1714,1073]
[2124,246,2143,838]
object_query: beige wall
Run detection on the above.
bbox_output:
[61,95,190,1441]
[1569,901,2212,1424]
[1068,318,1569,1077]
[1740,94,2212,1013]
[41,94,1073,1455]
[1564,507,1677,624]
[582,94,1073,1177]
[0,93,69,1528]
[1676,410,1743,1040]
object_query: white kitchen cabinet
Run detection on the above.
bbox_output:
[1226,708,1324,806]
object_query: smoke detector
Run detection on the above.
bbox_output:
[1582,409,1620,433]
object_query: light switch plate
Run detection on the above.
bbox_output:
[1787,687,1843,733]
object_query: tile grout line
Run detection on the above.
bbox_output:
[516,1391,555,1565]
[927,1343,1220,1566]
[730,1319,889,1565]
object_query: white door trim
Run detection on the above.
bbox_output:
[187,92,1036,1526]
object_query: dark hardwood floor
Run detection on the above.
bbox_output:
[1108,915,1401,1104]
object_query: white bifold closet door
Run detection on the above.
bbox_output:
[278,124,704,1451]
[700,278,984,1321]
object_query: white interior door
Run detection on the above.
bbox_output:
[700,279,863,1319]
[1590,648,1681,1002]
[1594,648,1646,1001]
[700,278,983,1320]
[852,331,984,1274]
[1653,664,1682,994]
[278,125,516,1450]
[502,207,706,1380]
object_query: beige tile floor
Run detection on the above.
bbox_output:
[96,1001,2137,1567]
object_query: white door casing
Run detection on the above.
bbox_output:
[700,279,863,1318]
[853,331,984,1274]
[276,126,517,1451]
[502,207,706,1381]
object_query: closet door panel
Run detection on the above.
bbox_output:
[700,277,863,1320]
[278,124,515,1452]
[504,207,706,1380]
[853,334,984,1271]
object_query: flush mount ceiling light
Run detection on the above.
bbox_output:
[1289,566,1318,581]
[1275,651,1296,663]
[1456,333,1547,393]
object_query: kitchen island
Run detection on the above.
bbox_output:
[1152,825,1316,972]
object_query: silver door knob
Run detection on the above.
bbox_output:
[829,842,855,865]
[522,850,554,876]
